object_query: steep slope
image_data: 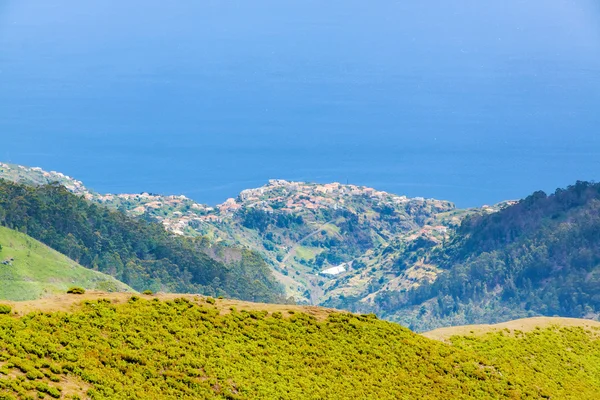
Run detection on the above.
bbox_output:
[0,179,285,303]
[0,226,133,300]
[365,181,600,331]
[0,295,599,399]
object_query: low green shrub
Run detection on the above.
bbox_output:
[0,304,11,315]
[142,290,153,296]
[66,287,85,295]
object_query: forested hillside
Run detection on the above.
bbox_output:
[1,296,600,399]
[372,181,600,330]
[0,180,285,303]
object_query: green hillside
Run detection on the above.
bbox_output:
[0,296,599,399]
[0,179,285,303]
[359,181,600,331]
[0,226,133,300]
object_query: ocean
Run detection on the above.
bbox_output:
[1,0,599,207]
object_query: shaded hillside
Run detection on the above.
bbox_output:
[1,296,600,399]
[374,181,600,331]
[0,180,285,303]
[0,226,133,300]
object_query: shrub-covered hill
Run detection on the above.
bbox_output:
[0,296,599,399]
[371,181,600,331]
[0,226,133,300]
[0,179,285,303]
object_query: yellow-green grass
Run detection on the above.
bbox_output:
[0,226,133,301]
[2,291,339,320]
[424,316,600,341]
[1,294,600,399]
[294,246,322,261]
[448,322,600,399]
[321,223,341,235]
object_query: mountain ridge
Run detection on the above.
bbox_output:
[358,181,600,331]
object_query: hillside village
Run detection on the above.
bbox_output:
[0,163,457,234]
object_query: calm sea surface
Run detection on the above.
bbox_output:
[1,1,599,207]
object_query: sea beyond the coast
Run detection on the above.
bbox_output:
[1,0,599,207]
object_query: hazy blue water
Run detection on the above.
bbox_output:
[1,0,600,207]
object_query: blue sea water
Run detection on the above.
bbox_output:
[1,0,599,207]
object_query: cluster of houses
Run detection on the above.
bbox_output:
[2,164,458,241]
[228,179,416,215]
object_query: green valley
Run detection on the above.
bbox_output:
[350,181,600,331]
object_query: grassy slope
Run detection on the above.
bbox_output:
[0,294,599,399]
[449,324,600,399]
[423,316,600,341]
[0,226,133,300]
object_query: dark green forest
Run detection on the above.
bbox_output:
[0,180,284,302]
[372,181,600,330]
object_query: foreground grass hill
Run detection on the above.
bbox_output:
[0,294,599,399]
[0,226,132,300]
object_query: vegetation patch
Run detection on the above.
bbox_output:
[0,226,133,301]
[294,246,321,262]
[0,299,598,399]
